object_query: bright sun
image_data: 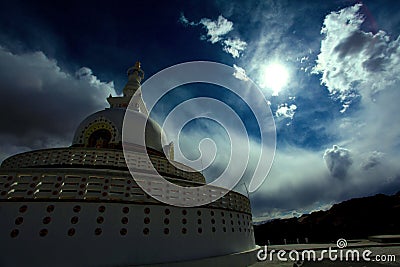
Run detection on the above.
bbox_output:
[260,63,289,96]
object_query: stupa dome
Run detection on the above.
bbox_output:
[72,107,165,153]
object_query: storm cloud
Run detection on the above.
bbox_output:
[0,47,115,162]
[323,145,353,178]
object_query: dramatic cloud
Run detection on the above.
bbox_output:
[313,4,400,163]
[361,151,384,170]
[313,4,400,105]
[199,15,233,43]
[232,64,249,81]
[223,38,247,58]
[251,147,333,220]
[252,143,399,221]
[275,103,297,120]
[179,13,247,58]
[0,47,115,162]
[323,145,353,178]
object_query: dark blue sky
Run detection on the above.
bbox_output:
[1,0,400,220]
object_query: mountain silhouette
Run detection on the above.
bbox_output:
[254,191,400,245]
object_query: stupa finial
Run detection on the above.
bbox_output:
[135,61,141,69]
[107,60,146,110]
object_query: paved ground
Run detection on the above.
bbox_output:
[250,239,400,267]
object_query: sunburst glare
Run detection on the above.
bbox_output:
[259,63,289,96]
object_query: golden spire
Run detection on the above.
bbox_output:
[134,61,141,69]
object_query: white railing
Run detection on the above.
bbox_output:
[0,170,251,214]
[1,147,205,183]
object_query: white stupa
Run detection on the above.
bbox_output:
[0,62,258,266]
